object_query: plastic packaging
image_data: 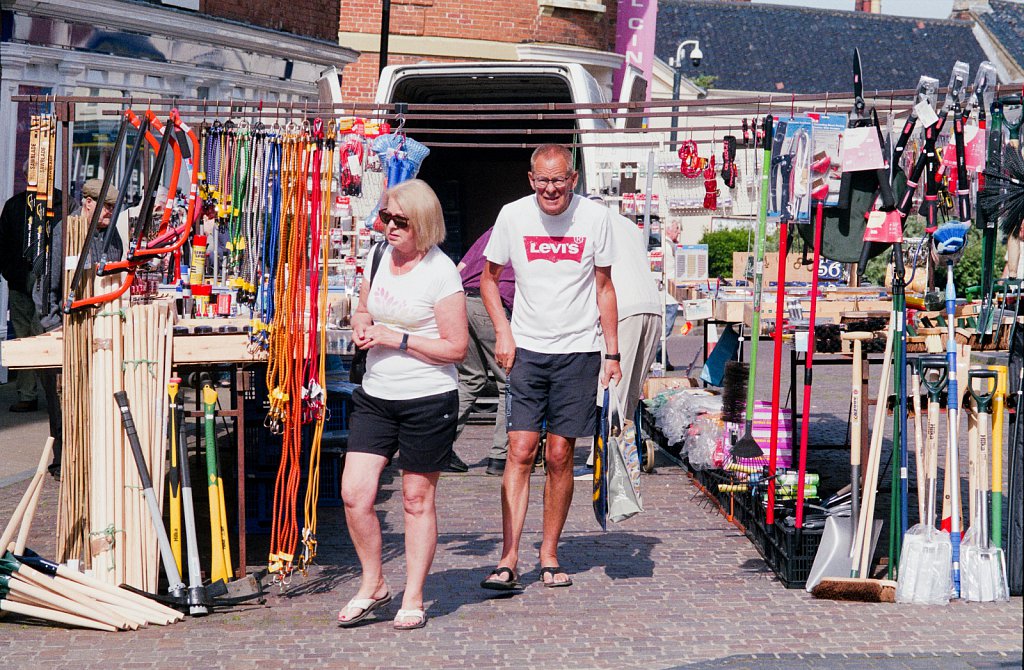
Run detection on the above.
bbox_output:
[648,390,722,448]
[686,415,723,470]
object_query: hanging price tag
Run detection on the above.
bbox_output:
[915,101,940,129]
[863,209,903,243]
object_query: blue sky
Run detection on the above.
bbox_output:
[753,0,955,19]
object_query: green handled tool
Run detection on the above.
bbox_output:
[203,381,233,584]
[989,365,1007,548]
[733,114,774,459]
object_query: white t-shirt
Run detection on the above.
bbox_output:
[608,213,661,320]
[484,194,615,353]
[362,245,463,400]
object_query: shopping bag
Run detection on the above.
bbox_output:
[606,382,643,523]
[592,390,610,530]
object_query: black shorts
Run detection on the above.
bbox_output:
[348,387,458,473]
[506,348,600,438]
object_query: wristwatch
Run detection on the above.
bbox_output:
[604,353,621,361]
[399,333,409,351]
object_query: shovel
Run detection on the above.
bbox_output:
[896,356,953,604]
[961,369,1010,601]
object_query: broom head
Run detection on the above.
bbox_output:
[979,144,1024,240]
[930,220,971,266]
[811,577,897,603]
[721,361,748,425]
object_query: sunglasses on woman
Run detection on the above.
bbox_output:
[379,209,410,229]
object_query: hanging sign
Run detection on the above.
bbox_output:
[613,0,658,101]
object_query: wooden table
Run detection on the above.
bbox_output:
[1,330,266,368]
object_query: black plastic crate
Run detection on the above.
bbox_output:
[768,522,823,589]
[744,503,823,589]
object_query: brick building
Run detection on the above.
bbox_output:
[337,0,620,103]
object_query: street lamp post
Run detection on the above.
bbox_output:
[669,39,703,146]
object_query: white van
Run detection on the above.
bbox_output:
[374,62,644,257]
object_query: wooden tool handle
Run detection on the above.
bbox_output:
[0,438,53,553]
[841,331,874,341]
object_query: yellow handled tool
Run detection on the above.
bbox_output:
[203,382,233,583]
[167,378,183,576]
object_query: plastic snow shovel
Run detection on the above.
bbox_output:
[896,356,953,605]
[961,369,1010,601]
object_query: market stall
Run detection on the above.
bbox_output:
[2,55,1022,629]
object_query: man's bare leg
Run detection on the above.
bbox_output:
[487,429,540,582]
[539,433,575,584]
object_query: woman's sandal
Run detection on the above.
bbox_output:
[337,591,392,627]
[394,608,427,630]
[539,566,573,588]
[480,566,521,591]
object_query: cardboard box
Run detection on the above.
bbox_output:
[713,299,746,323]
[643,375,701,398]
[732,251,815,284]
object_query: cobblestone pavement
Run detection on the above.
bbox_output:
[0,331,1020,669]
[1,437,1020,668]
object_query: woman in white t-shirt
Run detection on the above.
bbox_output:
[337,179,468,631]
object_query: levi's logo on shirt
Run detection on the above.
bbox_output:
[523,236,586,263]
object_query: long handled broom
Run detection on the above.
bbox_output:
[733,115,775,460]
[932,220,971,596]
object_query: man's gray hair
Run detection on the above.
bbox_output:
[530,144,574,173]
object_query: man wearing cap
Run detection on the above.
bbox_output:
[31,178,122,476]
[37,179,122,330]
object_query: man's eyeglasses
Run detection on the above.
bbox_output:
[379,209,410,229]
[531,175,573,189]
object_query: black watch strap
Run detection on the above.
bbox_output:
[604,353,621,361]
[399,333,409,351]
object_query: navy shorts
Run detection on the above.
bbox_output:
[506,348,600,438]
[348,387,458,473]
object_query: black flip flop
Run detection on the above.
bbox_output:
[539,566,573,588]
[337,591,392,627]
[480,566,521,591]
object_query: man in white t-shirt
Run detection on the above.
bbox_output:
[479,144,621,591]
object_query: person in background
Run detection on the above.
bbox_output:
[479,144,620,590]
[454,226,515,475]
[33,178,121,476]
[0,174,61,414]
[338,179,468,631]
[588,194,662,441]
[116,185,168,253]
[657,219,681,370]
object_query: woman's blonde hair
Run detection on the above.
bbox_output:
[385,179,446,252]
